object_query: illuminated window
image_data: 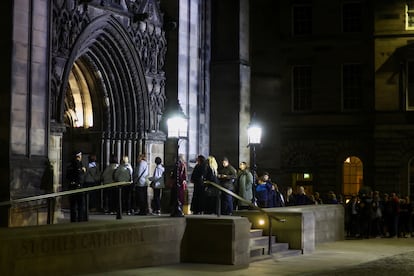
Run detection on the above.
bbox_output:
[292,4,312,36]
[406,1,414,30]
[342,2,362,33]
[292,66,312,111]
[343,156,363,196]
[342,64,362,111]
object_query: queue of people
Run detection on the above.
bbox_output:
[66,151,175,221]
[188,155,299,215]
[345,191,414,239]
[67,151,341,222]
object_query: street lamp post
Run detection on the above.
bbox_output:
[166,100,188,217]
[247,116,262,207]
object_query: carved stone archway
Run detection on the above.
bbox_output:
[49,1,167,214]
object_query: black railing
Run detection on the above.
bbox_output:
[204,180,286,255]
[0,181,132,223]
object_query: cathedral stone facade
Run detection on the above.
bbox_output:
[5,0,414,228]
[0,0,219,227]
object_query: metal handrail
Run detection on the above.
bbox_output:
[204,180,286,255]
[0,181,132,222]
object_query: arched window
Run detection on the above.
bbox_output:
[343,156,363,196]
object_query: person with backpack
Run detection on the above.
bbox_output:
[113,156,133,215]
[83,154,101,212]
[101,154,119,214]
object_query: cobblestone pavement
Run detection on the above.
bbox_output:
[84,237,414,276]
[308,251,414,275]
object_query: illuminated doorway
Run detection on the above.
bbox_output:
[343,156,363,196]
[64,61,94,129]
[63,59,102,170]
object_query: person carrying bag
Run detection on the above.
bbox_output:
[149,157,165,215]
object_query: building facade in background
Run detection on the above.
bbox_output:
[251,0,414,200]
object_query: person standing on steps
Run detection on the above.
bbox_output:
[218,157,237,215]
[83,154,101,213]
[101,154,119,214]
[66,151,87,222]
[235,161,253,210]
[190,155,207,214]
[133,154,149,215]
[149,156,165,215]
[113,156,133,215]
[170,154,188,217]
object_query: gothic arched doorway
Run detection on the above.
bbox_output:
[50,2,168,215]
[59,14,151,182]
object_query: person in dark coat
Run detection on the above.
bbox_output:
[292,186,311,205]
[218,157,237,215]
[190,155,207,214]
[270,182,285,208]
[170,154,187,217]
[256,173,272,208]
[66,151,87,222]
[203,156,220,214]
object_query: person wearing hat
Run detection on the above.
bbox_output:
[66,151,87,222]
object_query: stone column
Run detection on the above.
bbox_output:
[210,0,251,164]
[49,123,66,223]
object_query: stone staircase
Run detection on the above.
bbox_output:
[249,228,302,262]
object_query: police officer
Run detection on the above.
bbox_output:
[66,151,87,222]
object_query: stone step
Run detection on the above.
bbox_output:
[250,244,302,261]
[249,228,264,238]
[249,235,276,247]
[250,245,266,257]
[249,253,273,263]
[272,249,303,259]
[249,228,302,262]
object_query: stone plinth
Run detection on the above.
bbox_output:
[181,215,251,266]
